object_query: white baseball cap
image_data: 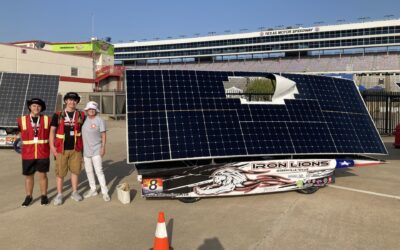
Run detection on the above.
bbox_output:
[84,101,100,112]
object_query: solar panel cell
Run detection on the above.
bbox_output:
[126,70,387,164]
[0,72,59,127]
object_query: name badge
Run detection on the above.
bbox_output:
[70,131,75,136]
[33,137,38,143]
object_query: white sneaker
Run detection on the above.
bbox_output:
[84,189,98,199]
[53,193,63,206]
[71,192,83,202]
[103,193,110,202]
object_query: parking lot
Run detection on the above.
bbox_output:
[0,120,399,250]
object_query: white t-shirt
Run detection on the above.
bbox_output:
[82,116,106,157]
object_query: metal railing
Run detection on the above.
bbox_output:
[362,91,400,134]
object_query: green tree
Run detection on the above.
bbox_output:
[245,78,275,101]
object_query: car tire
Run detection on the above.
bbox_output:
[177,197,201,203]
[297,186,320,194]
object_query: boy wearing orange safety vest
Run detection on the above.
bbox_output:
[17,98,51,207]
[49,92,85,205]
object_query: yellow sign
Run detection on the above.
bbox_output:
[51,43,93,52]
[51,41,114,55]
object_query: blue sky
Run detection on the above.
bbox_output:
[0,0,399,43]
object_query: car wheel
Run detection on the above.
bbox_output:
[297,186,319,194]
[177,197,201,203]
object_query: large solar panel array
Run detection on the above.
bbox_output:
[126,70,387,164]
[0,72,59,127]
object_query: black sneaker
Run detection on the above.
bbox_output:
[40,195,49,206]
[21,195,33,207]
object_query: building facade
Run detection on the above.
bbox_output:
[114,19,400,65]
[0,43,94,94]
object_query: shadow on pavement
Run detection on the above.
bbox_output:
[167,218,174,248]
[41,159,136,203]
[197,237,225,250]
[102,159,136,197]
[334,168,358,178]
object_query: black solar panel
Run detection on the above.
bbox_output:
[0,72,59,127]
[126,70,387,164]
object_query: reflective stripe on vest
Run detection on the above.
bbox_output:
[20,115,49,159]
[21,115,48,130]
[22,139,49,145]
[56,134,65,139]
[44,115,48,129]
[55,111,84,153]
[21,116,27,131]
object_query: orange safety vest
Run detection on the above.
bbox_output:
[18,115,50,160]
[54,111,85,153]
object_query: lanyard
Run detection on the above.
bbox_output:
[64,110,76,127]
[30,115,40,137]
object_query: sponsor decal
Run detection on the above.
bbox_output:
[288,173,306,179]
[6,136,16,145]
[260,28,314,36]
[141,160,339,197]
[193,167,295,196]
[51,43,93,52]
[296,180,304,188]
[142,178,163,194]
[308,169,334,178]
[336,159,355,168]
[252,160,331,169]
[304,176,332,186]
[144,193,176,198]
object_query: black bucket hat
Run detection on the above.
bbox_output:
[63,92,81,103]
[27,98,46,112]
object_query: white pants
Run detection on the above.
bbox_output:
[84,155,109,194]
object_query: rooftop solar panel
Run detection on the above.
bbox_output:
[0,72,59,127]
[126,70,387,164]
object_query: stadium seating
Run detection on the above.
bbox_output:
[130,54,400,74]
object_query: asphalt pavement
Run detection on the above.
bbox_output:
[0,120,399,250]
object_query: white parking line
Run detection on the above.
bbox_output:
[328,185,400,200]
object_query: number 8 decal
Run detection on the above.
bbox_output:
[149,179,158,190]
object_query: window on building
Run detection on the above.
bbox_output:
[71,67,78,76]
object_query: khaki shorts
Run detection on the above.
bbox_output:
[55,150,82,177]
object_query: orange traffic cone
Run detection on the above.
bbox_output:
[153,212,169,250]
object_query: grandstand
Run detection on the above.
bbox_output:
[127,54,399,73]
[115,19,400,90]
